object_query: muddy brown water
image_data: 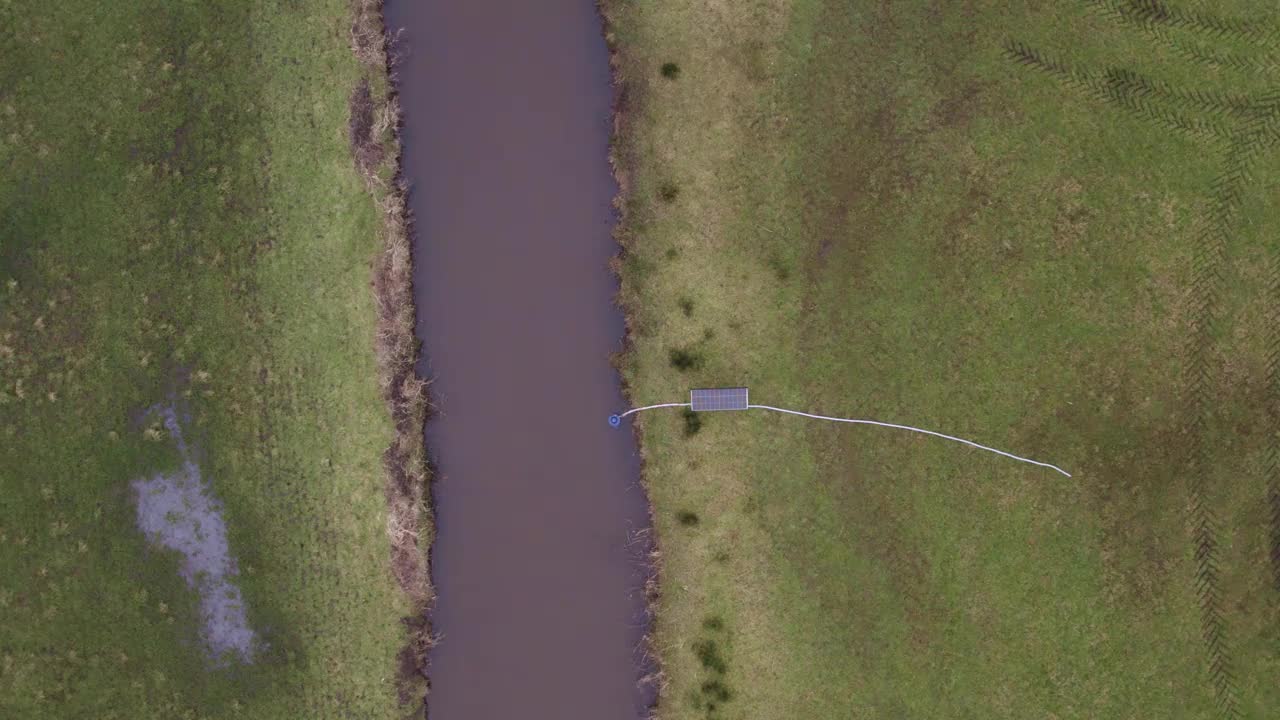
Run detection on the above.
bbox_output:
[385,1,653,717]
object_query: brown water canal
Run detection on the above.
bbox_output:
[384,2,653,718]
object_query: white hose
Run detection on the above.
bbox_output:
[747,405,1071,477]
[618,402,691,418]
[615,400,1071,477]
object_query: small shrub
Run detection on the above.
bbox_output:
[768,253,791,281]
[665,247,679,260]
[625,253,657,286]
[661,62,681,79]
[678,297,694,317]
[669,347,704,371]
[691,639,727,674]
[683,407,702,436]
[702,615,724,631]
[701,679,732,703]
[658,182,680,202]
[677,510,700,526]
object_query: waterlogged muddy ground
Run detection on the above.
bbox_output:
[385,1,653,717]
[132,405,256,664]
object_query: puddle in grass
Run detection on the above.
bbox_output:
[132,404,257,664]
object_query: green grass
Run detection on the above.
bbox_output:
[604,1,1280,718]
[0,1,418,717]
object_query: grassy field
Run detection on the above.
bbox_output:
[0,1,425,718]
[605,1,1280,717]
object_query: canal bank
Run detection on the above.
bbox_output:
[384,1,654,717]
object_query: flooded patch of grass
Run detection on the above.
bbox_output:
[132,405,257,664]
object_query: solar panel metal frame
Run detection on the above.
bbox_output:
[690,387,749,412]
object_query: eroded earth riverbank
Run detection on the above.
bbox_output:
[385,1,654,717]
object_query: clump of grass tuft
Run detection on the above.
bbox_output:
[767,253,790,281]
[677,510,700,526]
[669,347,704,371]
[692,618,733,713]
[682,407,702,436]
[658,182,680,202]
[661,61,681,79]
[691,639,727,674]
[665,247,679,260]
[678,297,694,316]
[701,679,732,703]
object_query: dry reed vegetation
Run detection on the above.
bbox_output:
[601,5,666,709]
[350,0,433,704]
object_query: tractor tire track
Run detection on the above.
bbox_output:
[1003,14,1280,711]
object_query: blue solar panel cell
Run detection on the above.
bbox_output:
[690,387,749,412]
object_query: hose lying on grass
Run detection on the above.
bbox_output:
[610,401,1071,478]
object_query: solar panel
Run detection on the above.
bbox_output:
[690,387,749,412]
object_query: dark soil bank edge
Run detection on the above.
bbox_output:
[386,0,653,717]
[599,1,666,715]
[350,0,433,711]
[601,0,665,708]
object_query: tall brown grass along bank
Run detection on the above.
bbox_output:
[599,2,666,715]
[350,0,434,709]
